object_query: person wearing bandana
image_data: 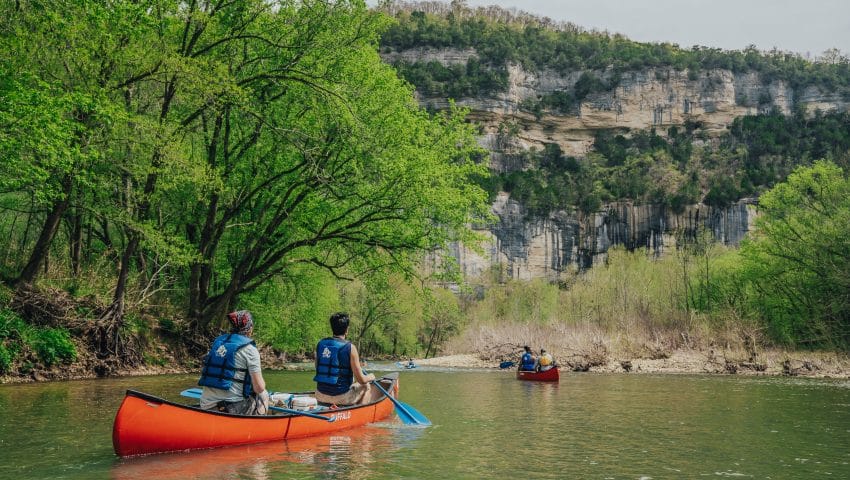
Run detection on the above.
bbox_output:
[198,310,270,415]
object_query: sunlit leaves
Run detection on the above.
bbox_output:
[1,0,492,353]
[739,161,850,347]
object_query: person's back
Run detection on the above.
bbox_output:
[314,335,355,396]
[539,349,554,372]
[313,312,377,406]
[199,310,269,415]
[520,346,536,371]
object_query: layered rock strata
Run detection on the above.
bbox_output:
[384,48,845,280]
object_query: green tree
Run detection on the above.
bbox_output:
[1,1,491,363]
[0,3,136,287]
[167,1,489,332]
[739,161,850,347]
[243,267,338,354]
[342,275,422,357]
[419,287,463,358]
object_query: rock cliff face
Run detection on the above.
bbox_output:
[450,193,757,281]
[384,48,847,280]
[384,48,850,159]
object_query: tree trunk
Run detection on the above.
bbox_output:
[424,323,440,359]
[15,177,72,287]
[69,207,83,278]
[104,143,163,322]
[188,263,201,318]
[85,214,93,264]
[198,289,236,334]
[96,216,114,253]
[109,234,139,322]
[1,211,20,271]
[136,249,148,291]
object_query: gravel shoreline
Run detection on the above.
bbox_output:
[4,349,848,385]
[413,351,850,379]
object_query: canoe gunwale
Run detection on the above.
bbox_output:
[123,381,392,419]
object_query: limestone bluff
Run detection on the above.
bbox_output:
[383,47,848,279]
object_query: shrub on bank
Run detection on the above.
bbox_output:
[466,248,692,331]
[0,343,11,373]
[453,245,764,358]
[0,307,77,371]
[30,328,76,366]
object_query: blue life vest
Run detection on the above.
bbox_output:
[313,337,353,396]
[198,333,255,398]
[520,352,535,371]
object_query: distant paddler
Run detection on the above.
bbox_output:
[538,349,555,372]
[519,346,537,372]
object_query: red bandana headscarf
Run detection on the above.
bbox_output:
[227,310,253,335]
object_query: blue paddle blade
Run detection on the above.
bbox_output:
[371,380,431,426]
[395,399,430,425]
[499,361,515,369]
[181,388,202,398]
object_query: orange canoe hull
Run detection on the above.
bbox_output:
[516,367,560,382]
[113,379,398,457]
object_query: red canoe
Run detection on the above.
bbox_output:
[113,374,399,457]
[516,367,560,382]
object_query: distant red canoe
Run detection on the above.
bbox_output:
[516,367,560,382]
[112,374,399,457]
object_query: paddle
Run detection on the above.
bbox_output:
[370,380,431,426]
[180,388,335,422]
[499,361,515,369]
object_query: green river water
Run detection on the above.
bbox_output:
[0,366,848,479]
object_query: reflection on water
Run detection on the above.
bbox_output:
[111,425,418,480]
[1,371,849,479]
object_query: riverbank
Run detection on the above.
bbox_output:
[3,325,849,384]
[0,343,304,384]
[436,323,850,379]
[4,347,848,384]
[416,351,850,378]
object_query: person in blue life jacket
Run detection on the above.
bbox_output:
[314,312,377,406]
[519,345,537,372]
[198,310,269,415]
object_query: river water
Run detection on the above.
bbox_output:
[0,366,848,479]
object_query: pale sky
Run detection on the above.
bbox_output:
[389,0,850,57]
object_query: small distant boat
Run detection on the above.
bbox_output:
[396,361,418,369]
[112,374,400,457]
[516,367,560,382]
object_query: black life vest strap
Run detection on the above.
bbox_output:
[199,366,250,383]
